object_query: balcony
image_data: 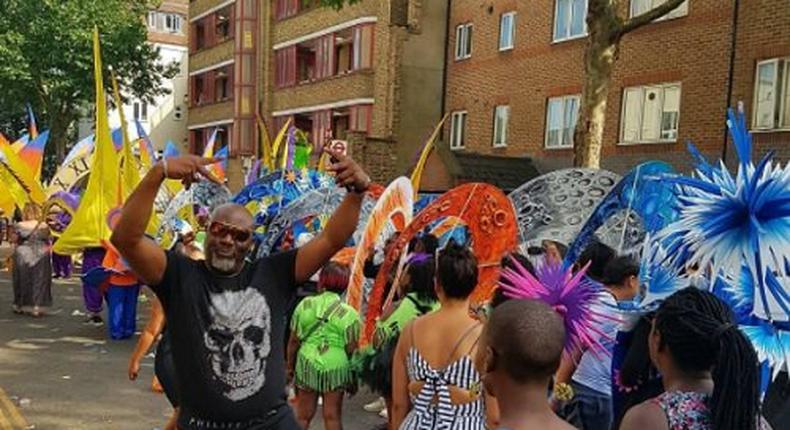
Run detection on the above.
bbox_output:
[271,70,374,113]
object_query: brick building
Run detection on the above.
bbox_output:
[262,0,448,183]
[421,0,790,191]
[187,0,260,189]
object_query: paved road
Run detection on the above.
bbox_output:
[0,273,384,430]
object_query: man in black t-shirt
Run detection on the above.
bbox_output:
[111,148,370,429]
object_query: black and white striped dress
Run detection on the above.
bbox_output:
[399,348,486,430]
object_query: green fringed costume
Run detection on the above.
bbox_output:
[356,293,439,395]
[292,291,361,392]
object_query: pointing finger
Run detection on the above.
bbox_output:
[322,145,346,162]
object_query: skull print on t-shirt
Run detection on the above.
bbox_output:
[205,288,272,401]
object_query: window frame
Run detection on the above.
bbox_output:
[751,58,790,131]
[629,0,689,22]
[165,13,183,34]
[544,95,580,149]
[147,12,158,30]
[450,111,468,150]
[455,23,473,61]
[133,101,148,122]
[492,105,510,148]
[553,0,588,43]
[618,82,682,145]
[499,12,516,52]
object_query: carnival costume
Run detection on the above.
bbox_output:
[291,291,361,392]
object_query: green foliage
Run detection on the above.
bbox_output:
[0,0,178,174]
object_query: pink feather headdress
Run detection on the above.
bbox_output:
[498,258,617,357]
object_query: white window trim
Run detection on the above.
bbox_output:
[544,95,580,150]
[147,12,158,29]
[499,12,516,52]
[751,58,790,132]
[450,111,467,150]
[455,23,473,61]
[190,0,236,23]
[271,98,375,117]
[782,60,790,131]
[629,0,689,22]
[272,16,378,50]
[752,59,779,131]
[618,82,682,145]
[493,105,509,148]
[552,0,589,44]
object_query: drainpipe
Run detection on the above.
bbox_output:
[723,0,740,163]
[440,0,451,118]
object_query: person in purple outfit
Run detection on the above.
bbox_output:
[50,212,73,279]
[81,246,107,325]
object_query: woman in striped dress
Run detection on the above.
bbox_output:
[391,242,497,430]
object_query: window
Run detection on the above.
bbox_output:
[455,24,473,60]
[493,105,510,147]
[620,83,681,144]
[193,21,207,51]
[553,0,587,42]
[275,46,297,88]
[215,67,232,102]
[630,0,688,21]
[352,24,374,70]
[276,0,316,20]
[193,74,206,105]
[216,6,233,41]
[147,12,158,29]
[450,111,467,150]
[165,13,183,34]
[350,105,373,133]
[753,58,790,130]
[499,12,516,51]
[545,95,579,149]
[133,101,148,122]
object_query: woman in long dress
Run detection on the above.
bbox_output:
[11,203,52,317]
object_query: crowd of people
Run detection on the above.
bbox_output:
[6,147,787,430]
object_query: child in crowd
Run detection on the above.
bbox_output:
[477,299,573,430]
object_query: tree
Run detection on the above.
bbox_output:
[574,0,687,168]
[0,0,178,178]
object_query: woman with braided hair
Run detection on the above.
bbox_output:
[620,287,768,430]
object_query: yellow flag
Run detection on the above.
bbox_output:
[270,118,292,171]
[257,116,272,170]
[0,140,47,204]
[0,165,29,213]
[0,193,16,217]
[410,114,449,197]
[54,28,120,255]
[110,71,140,200]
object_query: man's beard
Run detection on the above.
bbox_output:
[208,255,238,273]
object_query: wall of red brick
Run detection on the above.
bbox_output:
[728,0,790,166]
[443,0,748,176]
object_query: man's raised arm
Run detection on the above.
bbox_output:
[111,156,220,286]
[295,147,370,283]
